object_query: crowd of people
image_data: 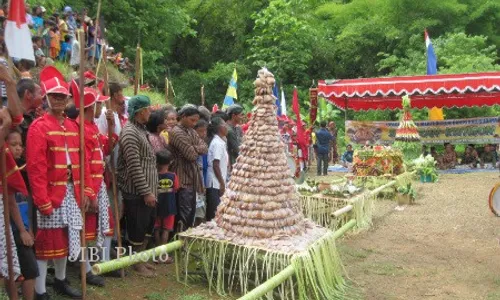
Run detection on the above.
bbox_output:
[0,54,251,299]
[423,143,499,170]
[3,4,132,83]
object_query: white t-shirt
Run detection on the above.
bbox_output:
[206,135,229,190]
[95,107,123,168]
[70,39,80,67]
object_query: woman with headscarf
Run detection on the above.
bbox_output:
[168,105,208,231]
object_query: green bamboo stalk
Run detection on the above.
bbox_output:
[92,240,183,275]
[332,219,356,240]
[237,264,295,300]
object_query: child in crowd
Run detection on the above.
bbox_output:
[42,21,53,55]
[154,150,177,264]
[49,24,60,60]
[194,119,208,225]
[161,109,177,145]
[147,110,168,152]
[59,35,72,62]
[205,117,229,221]
[16,59,35,79]
[6,129,38,300]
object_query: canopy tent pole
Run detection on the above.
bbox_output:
[344,97,348,124]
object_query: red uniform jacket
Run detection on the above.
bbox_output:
[1,146,28,196]
[26,114,95,215]
[79,119,117,201]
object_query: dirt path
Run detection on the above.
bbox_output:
[340,172,500,300]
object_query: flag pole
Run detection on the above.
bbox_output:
[102,45,124,278]
[78,29,88,299]
[2,148,17,300]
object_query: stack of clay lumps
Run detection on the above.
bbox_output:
[215,68,306,239]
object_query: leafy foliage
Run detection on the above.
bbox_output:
[247,0,314,84]
[49,0,500,128]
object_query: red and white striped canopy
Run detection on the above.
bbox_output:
[318,72,500,111]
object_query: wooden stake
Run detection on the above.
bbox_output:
[1,148,17,300]
[133,45,140,96]
[78,29,87,299]
[201,85,205,107]
[91,0,103,66]
[169,80,176,98]
[165,77,169,104]
[102,46,124,278]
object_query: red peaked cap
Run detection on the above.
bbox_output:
[97,94,110,102]
[40,66,70,96]
[97,80,105,93]
[84,71,97,80]
[71,80,97,109]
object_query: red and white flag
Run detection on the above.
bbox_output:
[5,0,35,61]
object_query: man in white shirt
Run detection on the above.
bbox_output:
[205,117,229,221]
[69,35,94,70]
[95,83,128,168]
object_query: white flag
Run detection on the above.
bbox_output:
[281,87,287,116]
[5,0,35,62]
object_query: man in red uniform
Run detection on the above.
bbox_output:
[76,86,118,285]
[26,72,95,299]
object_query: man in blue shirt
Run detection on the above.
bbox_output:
[341,144,354,167]
[315,121,333,176]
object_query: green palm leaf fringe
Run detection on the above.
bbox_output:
[299,172,415,232]
[178,230,356,300]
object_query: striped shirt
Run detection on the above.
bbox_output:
[117,121,158,197]
[169,124,208,193]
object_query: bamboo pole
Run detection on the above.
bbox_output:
[332,219,356,239]
[102,45,124,278]
[78,29,87,299]
[165,77,169,104]
[1,148,17,300]
[238,218,356,300]
[133,45,140,95]
[332,204,353,218]
[92,240,183,275]
[237,265,295,300]
[91,0,102,66]
[348,180,397,205]
[201,85,205,106]
[170,80,176,98]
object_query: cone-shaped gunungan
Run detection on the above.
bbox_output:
[215,68,306,238]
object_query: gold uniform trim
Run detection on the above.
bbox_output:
[50,180,80,186]
[49,147,79,152]
[6,164,24,177]
[91,174,103,178]
[54,164,80,169]
[46,131,78,136]
[39,202,52,209]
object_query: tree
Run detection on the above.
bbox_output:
[247,0,314,85]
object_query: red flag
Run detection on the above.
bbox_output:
[292,88,308,160]
[5,0,35,61]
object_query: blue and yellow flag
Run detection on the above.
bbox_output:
[223,68,238,108]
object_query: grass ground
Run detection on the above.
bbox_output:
[340,172,500,300]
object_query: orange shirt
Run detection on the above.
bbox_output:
[49,30,60,50]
